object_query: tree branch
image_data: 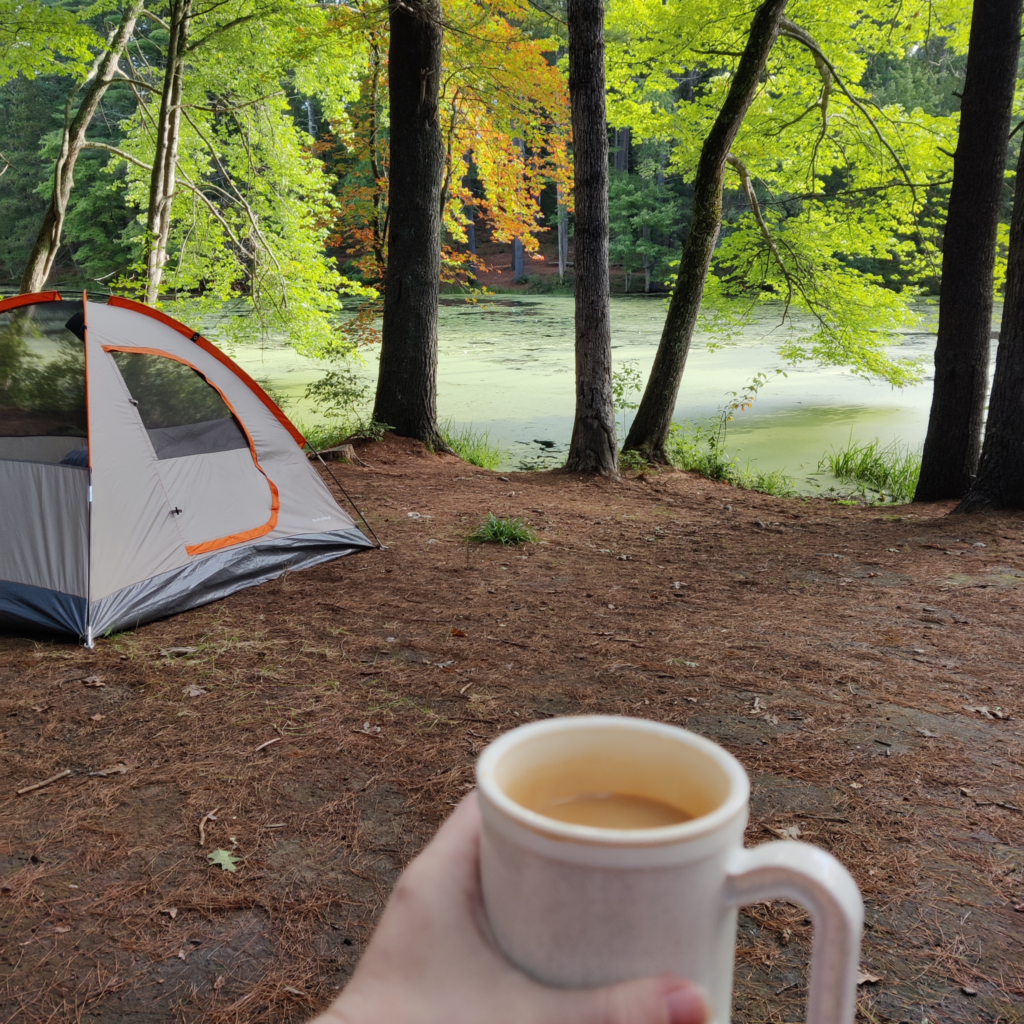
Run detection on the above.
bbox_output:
[779,17,917,202]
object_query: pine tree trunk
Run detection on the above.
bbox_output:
[557,184,568,284]
[957,140,1024,512]
[915,0,1023,500]
[372,0,446,446]
[20,0,143,294]
[564,0,618,476]
[614,127,630,173]
[145,0,192,306]
[622,0,788,463]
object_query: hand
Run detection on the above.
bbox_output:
[311,793,708,1024]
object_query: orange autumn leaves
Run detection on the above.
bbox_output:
[324,0,571,290]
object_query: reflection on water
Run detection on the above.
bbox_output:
[219,293,974,492]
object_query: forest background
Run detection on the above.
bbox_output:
[0,0,1013,500]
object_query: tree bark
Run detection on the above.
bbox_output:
[372,0,446,446]
[956,141,1024,512]
[145,0,192,305]
[20,0,144,294]
[564,0,617,476]
[915,0,1023,501]
[622,0,788,463]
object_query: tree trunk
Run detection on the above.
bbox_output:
[372,0,446,446]
[614,127,630,173]
[512,135,526,280]
[956,141,1024,512]
[915,0,1023,501]
[145,0,192,305]
[20,0,144,294]
[557,183,568,283]
[564,0,618,476]
[622,0,788,463]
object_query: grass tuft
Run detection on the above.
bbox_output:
[467,513,536,545]
[440,420,506,469]
[818,437,921,504]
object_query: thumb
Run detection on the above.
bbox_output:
[558,974,709,1024]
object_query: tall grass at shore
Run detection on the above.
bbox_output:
[440,420,506,469]
[818,437,921,504]
[665,423,798,498]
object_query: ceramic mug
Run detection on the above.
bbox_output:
[476,715,863,1024]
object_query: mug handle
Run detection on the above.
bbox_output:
[724,840,864,1024]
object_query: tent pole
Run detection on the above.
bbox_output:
[312,451,385,549]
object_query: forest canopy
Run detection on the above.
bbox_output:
[0,0,998,390]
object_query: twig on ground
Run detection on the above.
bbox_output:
[16,769,73,796]
[198,807,221,847]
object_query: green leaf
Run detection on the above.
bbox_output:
[207,849,241,872]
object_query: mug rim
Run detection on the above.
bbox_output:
[476,715,750,847]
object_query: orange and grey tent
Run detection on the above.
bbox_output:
[0,292,375,643]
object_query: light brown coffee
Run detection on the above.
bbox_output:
[531,791,693,829]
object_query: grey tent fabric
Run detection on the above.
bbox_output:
[0,293,376,642]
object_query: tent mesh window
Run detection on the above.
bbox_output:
[0,300,88,466]
[110,351,250,460]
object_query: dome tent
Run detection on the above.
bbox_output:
[0,292,375,644]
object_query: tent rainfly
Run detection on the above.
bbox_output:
[0,292,375,644]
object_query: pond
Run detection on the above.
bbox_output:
[225,294,962,493]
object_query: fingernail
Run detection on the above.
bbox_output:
[664,983,709,1024]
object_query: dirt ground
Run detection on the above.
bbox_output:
[1,435,1022,1024]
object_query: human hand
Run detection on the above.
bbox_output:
[311,793,708,1024]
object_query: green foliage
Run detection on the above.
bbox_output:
[666,423,798,497]
[619,448,648,472]
[439,420,506,469]
[818,436,921,503]
[298,417,392,452]
[468,513,536,545]
[304,369,371,419]
[0,0,97,86]
[608,155,680,293]
[605,0,969,386]
[611,359,644,435]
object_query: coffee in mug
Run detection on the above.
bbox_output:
[476,715,863,1024]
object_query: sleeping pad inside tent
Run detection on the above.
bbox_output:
[0,292,376,644]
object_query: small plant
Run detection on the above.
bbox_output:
[346,417,392,443]
[612,360,644,435]
[619,448,648,473]
[818,436,921,504]
[304,368,371,419]
[468,513,536,545]
[440,420,506,469]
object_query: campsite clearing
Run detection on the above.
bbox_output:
[1,434,1022,1023]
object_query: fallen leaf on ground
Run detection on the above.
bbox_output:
[184,685,207,697]
[450,628,467,637]
[856,971,882,985]
[214,975,225,990]
[207,849,241,872]
[90,713,105,722]
[964,705,1010,720]
[81,676,105,688]
[53,926,70,934]
[177,949,187,960]
[161,647,198,658]
[849,782,864,790]
[160,908,178,919]
[962,987,978,996]
[283,987,307,996]
[88,762,129,778]
[769,824,803,840]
